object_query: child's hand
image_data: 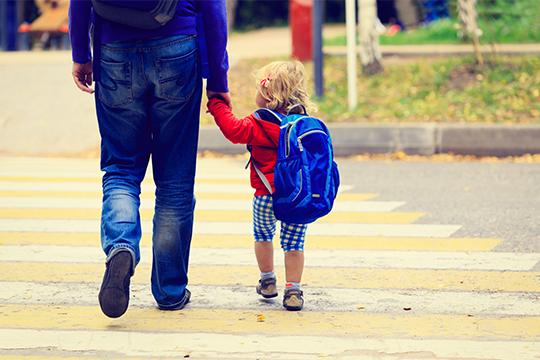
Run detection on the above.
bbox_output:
[207,90,232,109]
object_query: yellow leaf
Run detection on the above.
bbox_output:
[257,315,265,322]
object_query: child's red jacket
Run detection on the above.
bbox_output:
[207,98,281,196]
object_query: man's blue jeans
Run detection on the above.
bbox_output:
[95,35,201,309]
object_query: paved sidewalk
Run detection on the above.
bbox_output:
[0,25,539,158]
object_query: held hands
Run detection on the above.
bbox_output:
[72,61,95,94]
[207,90,232,109]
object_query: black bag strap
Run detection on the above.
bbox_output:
[92,0,180,30]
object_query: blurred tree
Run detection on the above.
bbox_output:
[457,0,477,40]
[226,0,238,30]
[358,0,383,75]
[458,0,483,68]
[232,0,289,31]
[229,0,346,31]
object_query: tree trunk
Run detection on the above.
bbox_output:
[358,0,383,76]
[226,0,238,31]
[457,0,477,40]
[458,0,483,68]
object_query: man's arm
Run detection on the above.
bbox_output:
[69,0,94,93]
[199,0,229,100]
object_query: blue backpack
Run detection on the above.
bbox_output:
[254,105,340,224]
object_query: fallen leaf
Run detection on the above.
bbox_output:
[357,306,365,310]
[257,315,265,322]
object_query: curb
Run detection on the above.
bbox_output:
[199,124,540,157]
[325,43,540,57]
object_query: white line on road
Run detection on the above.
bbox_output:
[0,197,405,212]
[0,245,536,271]
[0,219,461,237]
[0,328,538,360]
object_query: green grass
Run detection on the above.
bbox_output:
[325,19,463,46]
[316,55,540,124]
[201,55,540,125]
[324,0,540,46]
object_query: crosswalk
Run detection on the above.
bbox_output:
[1,156,539,360]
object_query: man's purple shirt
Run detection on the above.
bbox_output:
[69,0,229,92]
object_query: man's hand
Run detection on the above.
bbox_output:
[207,90,232,109]
[72,61,94,94]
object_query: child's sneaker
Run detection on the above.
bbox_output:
[256,277,278,298]
[283,288,303,311]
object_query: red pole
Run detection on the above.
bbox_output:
[290,0,313,61]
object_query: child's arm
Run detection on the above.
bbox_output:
[207,91,232,108]
[207,98,273,147]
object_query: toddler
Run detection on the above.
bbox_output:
[206,60,317,311]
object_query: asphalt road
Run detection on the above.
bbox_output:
[336,158,540,253]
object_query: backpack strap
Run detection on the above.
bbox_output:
[253,162,273,194]
[287,104,308,116]
[254,108,283,125]
[245,145,273,194]
[245,109,284,195]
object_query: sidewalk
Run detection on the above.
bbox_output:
[0,25,539,158]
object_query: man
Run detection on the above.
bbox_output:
[69,0,231,318]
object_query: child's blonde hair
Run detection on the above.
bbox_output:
[254,61,318,114]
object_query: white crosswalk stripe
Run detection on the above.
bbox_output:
[0,218,462,237]
[1,245,539,271]
[0,196,407,212]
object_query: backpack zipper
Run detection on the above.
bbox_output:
[283,117,309,157]
[297,130,327,152]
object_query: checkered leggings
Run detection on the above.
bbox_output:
[253,194,307,252]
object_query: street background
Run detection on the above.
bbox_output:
[1,22,540,360]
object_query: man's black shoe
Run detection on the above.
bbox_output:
[98,250,132,318]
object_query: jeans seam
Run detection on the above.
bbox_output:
[101,35,196,53]
[141,35,196,52]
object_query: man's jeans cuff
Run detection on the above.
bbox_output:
[107,246,136,276]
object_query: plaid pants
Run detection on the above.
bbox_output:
[253,195,307,252]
